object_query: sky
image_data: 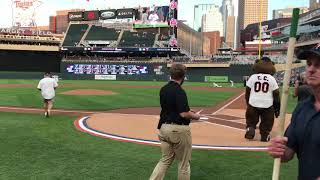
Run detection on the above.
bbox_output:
[0,0,309,28]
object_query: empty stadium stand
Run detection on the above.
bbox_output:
[118,31,156,47]
[85,25,121,41]
[231,55,288,65]
[62,24,89,46]
[62,23,161,48]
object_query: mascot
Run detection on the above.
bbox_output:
[245,57,280,142]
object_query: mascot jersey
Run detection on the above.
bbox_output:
[246,73,279,108]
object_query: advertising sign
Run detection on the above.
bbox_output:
[0,28,52,36]
[204,76,228,82]
[100,9,117,20]
[117,8,134,19]
[68,12,83,21]
[66,64,149,75]
[83,11,100,21]
[95,75,116,80]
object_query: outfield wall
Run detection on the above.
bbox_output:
[0,63,254,82]
[0,50,61,72]
[60,62,169,81]
[185,65,253,82]
[59,62,254,82]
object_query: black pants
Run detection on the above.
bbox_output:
[245,105,275,136]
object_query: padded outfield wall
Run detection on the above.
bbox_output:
[59,62,169,81]
[0,62,254,82]
[0,49,254,82]
[0,50,61,72]
[59,62,254,83]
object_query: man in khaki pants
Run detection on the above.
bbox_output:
[149,64,200,180]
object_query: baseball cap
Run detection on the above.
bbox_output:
[297,45,320,60]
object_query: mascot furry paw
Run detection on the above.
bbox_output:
[244,57,280,142]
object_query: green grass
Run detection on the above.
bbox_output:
[0,112,298,180]
[0,80,300,179]
[0,79,241,87]
[287,91,298,113]
[0,80,236,110]
[0,79,299,113]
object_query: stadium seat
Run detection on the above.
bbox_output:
[85,26,120,41]
[62,24,89,46]
[118,31,156,47]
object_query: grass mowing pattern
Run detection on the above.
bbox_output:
[0,80,236,110]
[0,79,299,113]
[0,112,297,179]
[0,79,240,87]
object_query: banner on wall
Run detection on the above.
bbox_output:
[95,75,117,80]
[204,76,228,82]
[66,64,149,75]
[83,10,100,21]
[100,9,117,20]
[68,12,83,21]
[116,8,134,19]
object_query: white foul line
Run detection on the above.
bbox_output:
[211,92,245,115]
[200,115,246,125]
[198,120,245,132]
[0,106,97,114]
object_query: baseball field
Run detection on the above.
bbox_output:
[0,79,298,179]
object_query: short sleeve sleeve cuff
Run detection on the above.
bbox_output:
[284,125,298,152]
[246,76,253,88]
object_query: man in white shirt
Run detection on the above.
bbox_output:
[37,72,58,117]
[230,80,234,87]
[213,82,222,87]
[148,11,159,25]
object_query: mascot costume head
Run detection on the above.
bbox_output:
[252,57,276,75]
[244,57,280,142]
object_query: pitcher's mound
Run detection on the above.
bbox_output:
[61,89,117,95]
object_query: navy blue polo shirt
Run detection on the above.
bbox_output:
[285,96,320,180]
[157,81,190,129]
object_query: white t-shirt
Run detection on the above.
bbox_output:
[37,77,58,100]
[148,14,159,23]
[246,73,279,108]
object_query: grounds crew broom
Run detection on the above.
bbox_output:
[272,8,300,180]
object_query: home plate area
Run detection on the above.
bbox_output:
[75,108,292,151]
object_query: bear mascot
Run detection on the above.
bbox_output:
[244,57,280,142]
